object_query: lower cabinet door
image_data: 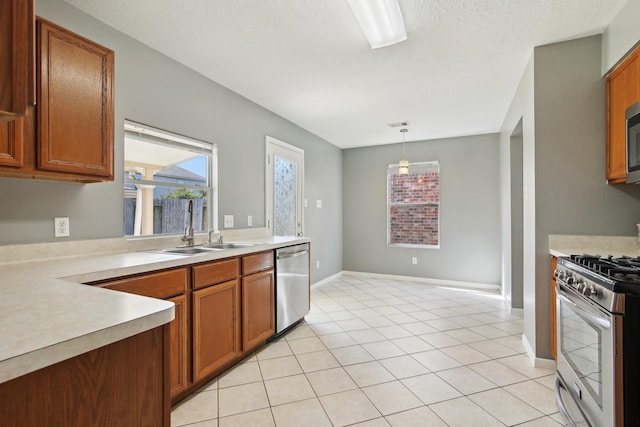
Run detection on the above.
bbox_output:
[242,270,275,352]
[168,294,189,398]
[192,279,241,382]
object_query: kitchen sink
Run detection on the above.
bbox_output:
[158,247,217,255]
[203,242,255,250]
[147,242,257,256]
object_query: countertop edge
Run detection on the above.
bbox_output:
[0,303,174,384]
[548,234,638,258]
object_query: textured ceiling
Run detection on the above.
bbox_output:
[64,0,627,148]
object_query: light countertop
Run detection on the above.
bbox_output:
[549,234,638,258]
[0,230,307,383]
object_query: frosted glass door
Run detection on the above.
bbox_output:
[274,156,298,236]
[266,136,304,237]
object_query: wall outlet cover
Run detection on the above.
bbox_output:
[54,217,70,237]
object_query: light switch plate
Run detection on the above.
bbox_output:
[247,215,252,227]
[316,200,322,208]
[224,215,234,228]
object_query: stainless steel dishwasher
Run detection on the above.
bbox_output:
[275,243,310,335]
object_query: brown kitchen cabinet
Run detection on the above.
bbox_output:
[167,294,189,397]
[36,18,114,179]
[0,18,114,182]
[0,325,170,427]
[606,46,640,184]
[192,258,242,383]
[550,256,557,360]
[0,0,35,123]
[0,118,24,167]
[241,251,275,352]
[192,279,241,382]
[96,268,190,400]
[91,251,278,405]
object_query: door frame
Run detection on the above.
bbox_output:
[265,135,305,237]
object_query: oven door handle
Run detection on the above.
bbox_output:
[556,284,611,330]
[555,377,578,427]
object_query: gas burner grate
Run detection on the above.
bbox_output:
[568,254,640,285]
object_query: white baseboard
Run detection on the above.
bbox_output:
[341,270,500,291]
[311,272,343,289]
[522,334,556,369]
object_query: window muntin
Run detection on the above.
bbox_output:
[387,161,440,248]
[123,120,217,237]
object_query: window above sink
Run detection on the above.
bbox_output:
[123,120,218,238]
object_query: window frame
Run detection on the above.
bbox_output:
[386,160,440,249]
[123,120,218,238]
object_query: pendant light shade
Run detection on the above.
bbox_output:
[398,128,409,175]
[398,159,409,175]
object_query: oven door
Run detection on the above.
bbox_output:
[556,282,622,427]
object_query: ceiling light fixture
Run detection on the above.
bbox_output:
[347,0,407,49]
[398,128,409,175]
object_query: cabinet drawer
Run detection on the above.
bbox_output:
[242,251,274,275]
[99,268,187,299]
[193,258,239,290]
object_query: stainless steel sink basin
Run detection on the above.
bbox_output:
[147,242,257,256]
[159,247,217,255]
[203,242,255,250]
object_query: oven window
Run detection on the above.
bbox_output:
[560,302,603,406]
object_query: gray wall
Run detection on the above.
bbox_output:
[0,0,343,283]
[602,0,640,74]
[343,134,502,286]
[501,34,640,360]
[533,35,640,357]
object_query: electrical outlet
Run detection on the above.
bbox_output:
[316,260,320,269]
[411,257,418,265]
[54,217,70,237]
[316,200,322,208]
[224,215,234,228]
[247,215,252,227]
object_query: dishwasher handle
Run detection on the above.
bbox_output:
[277,250,309,260]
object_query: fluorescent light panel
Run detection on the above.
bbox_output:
[347,0,407,49]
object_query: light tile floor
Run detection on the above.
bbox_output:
[172,275,565,427]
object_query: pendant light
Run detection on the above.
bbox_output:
[398,128,409,175]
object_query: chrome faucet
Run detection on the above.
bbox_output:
[208,230,223,245]
[181,200,195,246]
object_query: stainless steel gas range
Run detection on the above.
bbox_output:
[554,255,640,427]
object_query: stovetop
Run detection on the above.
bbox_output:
[562,254,640,294]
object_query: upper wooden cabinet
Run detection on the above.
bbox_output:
[0,0,35,123]
[0,118,24,167]
[36,18,114,179]
[0,17,115,182]
[606,47,640,184]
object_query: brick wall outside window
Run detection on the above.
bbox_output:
[387,162,440,247]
